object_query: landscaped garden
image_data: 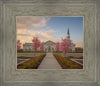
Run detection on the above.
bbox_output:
[17,36,83,69]
[17,53,46,69]
[53,53,83,69]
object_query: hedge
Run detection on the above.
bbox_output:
[17,51,46,53]
[53,53,83,69]
[17,54,46,69]
[68,51,83,53]
[79,56,83,59]
[18,56,30,59]
[68,56,74,58]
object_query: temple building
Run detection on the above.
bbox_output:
[23,26,75,52]
[66,26,75,51]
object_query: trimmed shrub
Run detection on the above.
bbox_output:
[18,51,46,53]
[53,53,83,69]
[68,51,83,53]
[17,54,46,69]
[18,56,30,59]
[79,56,83,59]
[68,56,74,58]
[53,51,63,53]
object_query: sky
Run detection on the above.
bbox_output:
[17,17,83,48]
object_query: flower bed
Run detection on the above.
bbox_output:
[53,53,83,69]
[17,54,46,69]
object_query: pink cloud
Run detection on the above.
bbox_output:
[17,17,60,43]
[17,28,59,44]
[73,41,83,48]
[17,17,50,29]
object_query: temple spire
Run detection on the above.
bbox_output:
[66,25,70,39]
[67,25,69,35]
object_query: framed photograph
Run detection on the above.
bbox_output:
[1,1,100,86]
[17,16,83,69]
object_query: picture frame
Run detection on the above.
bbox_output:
[0,1,100,86]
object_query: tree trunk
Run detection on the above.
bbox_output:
[63,51,66,57]
[64,52,66,57]
[64,50,66,57]
[34,50,36,56]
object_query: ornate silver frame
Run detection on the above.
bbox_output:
[0,1,100,86]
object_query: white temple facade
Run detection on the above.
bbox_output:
[44,41,55,52]
[23,41,55,52]
[23,26,75,52]
[23,43,33,51]
[66,26,75,51]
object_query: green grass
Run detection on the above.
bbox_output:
[18,51,83,53]
[17,51,46,53]
[53,51,83,53]
[17,54,46,69]
[18,56,30,59]
[53,51,63,53]
[68,56,74,58]
[53,53,83,69]
[79,56,83,59]
[68,51,83,53]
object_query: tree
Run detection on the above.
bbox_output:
[60,39,71,56]
[55,42,60,52]
[32,37,40,51]
[40,42,44,51]
[17,40,21,51]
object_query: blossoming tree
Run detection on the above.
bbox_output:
[55,42,60,52]
[60,39,71,56]
[17,40,21,51]
[32,37,40,51]
[40,42,44,51]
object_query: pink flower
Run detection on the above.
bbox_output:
[55,42,60,51]
[32,37,40,51]
[17,40,21,51]
[40,42,44,51]
[60,39,71,54]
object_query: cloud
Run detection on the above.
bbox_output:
[17,17,59,43]
[37,30,59,42]
[17,34,33,37]
[17,28,59,44]
[17,17,50,29]
[73,41,83,48]
[17,28,83,48]
[19,40,26,48]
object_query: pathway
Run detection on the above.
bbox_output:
[38,53,62,69]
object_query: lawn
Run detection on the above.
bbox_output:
[53,53,83,69]
[17,51,46,53]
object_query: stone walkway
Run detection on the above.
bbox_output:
[38,53,62,69]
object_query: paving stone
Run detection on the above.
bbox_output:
[38,53,62,69]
